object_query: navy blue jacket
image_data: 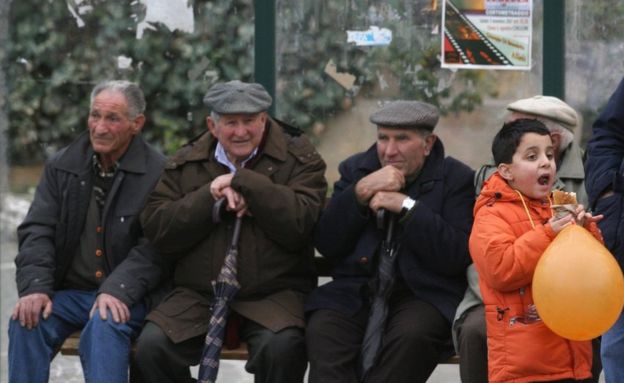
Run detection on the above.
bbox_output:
[15,131,166,308]
[306,139,475,323]
[585,76,624,266]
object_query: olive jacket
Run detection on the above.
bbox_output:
[140,119,327,343]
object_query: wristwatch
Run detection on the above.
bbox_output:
[400,197,417,217]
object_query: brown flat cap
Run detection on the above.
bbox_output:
[203,80,272,114]
[507,95,578,132]
[370,100,439,131]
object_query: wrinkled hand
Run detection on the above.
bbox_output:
[11,293,52,329]
[210,173,235,199]
[355,166,405,205]
[89,293,130,323]
[210,174,248,217]
[369,191,406,214]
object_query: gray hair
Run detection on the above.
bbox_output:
[535,117,574,152]
[210,111,220,122]
[90,80,146,119]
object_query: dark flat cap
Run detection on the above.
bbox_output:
[370,100,439,131]
[203,80,272,114]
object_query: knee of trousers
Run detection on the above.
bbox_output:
[257,328,306,360]
[390,326,441,351]
[134,323,171,362]
[83,312,134,338]
[457,320,486,345]
[9,318,54,346]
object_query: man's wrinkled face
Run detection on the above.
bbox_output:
[208,113,267,166]
[88,90,143,167]
[376,126,436,177]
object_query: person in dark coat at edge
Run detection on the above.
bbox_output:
[305,100,475,383]
[8,80,167,383]
[135,80,327,383]
[584,75,624,383]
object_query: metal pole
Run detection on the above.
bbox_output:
[254,0,276,115]
[542,0,565,99]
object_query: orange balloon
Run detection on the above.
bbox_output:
[533,225,624,340]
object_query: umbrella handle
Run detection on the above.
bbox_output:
[231,217,242,247]
[213,197,227,223]
[214,197,243,247]
[376,209,396,242]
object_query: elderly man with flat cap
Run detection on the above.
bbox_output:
[135,80,327,383]
[453,95,602,383]
[305,100,475,383]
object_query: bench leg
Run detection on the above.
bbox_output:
[130,354,144,383]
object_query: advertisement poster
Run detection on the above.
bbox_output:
[441,0,532,70]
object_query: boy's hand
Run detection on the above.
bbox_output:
[581,212,604,229]
[548,213,575,234]
[571,204,604,228]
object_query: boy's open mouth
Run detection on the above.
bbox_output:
[538,175,550,185]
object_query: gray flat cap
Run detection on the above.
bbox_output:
[507,95,578,132]
[203,80,272,114]
[370,100,439,131]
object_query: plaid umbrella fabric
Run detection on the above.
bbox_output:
[358,211,398,382]
[197,212,243,383]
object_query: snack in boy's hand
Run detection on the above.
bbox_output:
[552,190,579,221]
[552,190,577,205]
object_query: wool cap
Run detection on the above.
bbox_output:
[370,100,439,131]
[203,80,272,114]
[507,95,578,132]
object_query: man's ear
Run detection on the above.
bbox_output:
[424,134,437,156]
[497,163,513,181]
[207,117,217,137]
[550,132,561,153]
[132,114,146,134]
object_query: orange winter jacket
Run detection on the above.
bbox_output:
[470,173,599,383]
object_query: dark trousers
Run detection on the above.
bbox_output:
[455,305,488,383]
[455,304,602,383]
[306,293,451,383]
[134,320,307,383]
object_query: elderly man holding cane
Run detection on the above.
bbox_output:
[135,80,327,383]
[305,100,475,383]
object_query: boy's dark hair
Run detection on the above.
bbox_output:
[492,118,551,165]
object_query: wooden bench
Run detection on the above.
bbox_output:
[59,256,459,369]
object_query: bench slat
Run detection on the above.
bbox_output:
[58,255,460,365]
[59,332,458,364]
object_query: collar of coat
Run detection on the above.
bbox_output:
[171,118,289,166]
[53,130,150,176]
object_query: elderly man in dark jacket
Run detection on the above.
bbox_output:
[135,80,327,383]
[306,100,475,383]
[8,80,166,383]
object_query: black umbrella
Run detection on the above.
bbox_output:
[358,209,398,382]
[198,198,243,383]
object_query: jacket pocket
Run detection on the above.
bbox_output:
[155,287,211,318]
[487,302,573,381]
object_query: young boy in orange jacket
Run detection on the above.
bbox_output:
[469,119,603,383]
